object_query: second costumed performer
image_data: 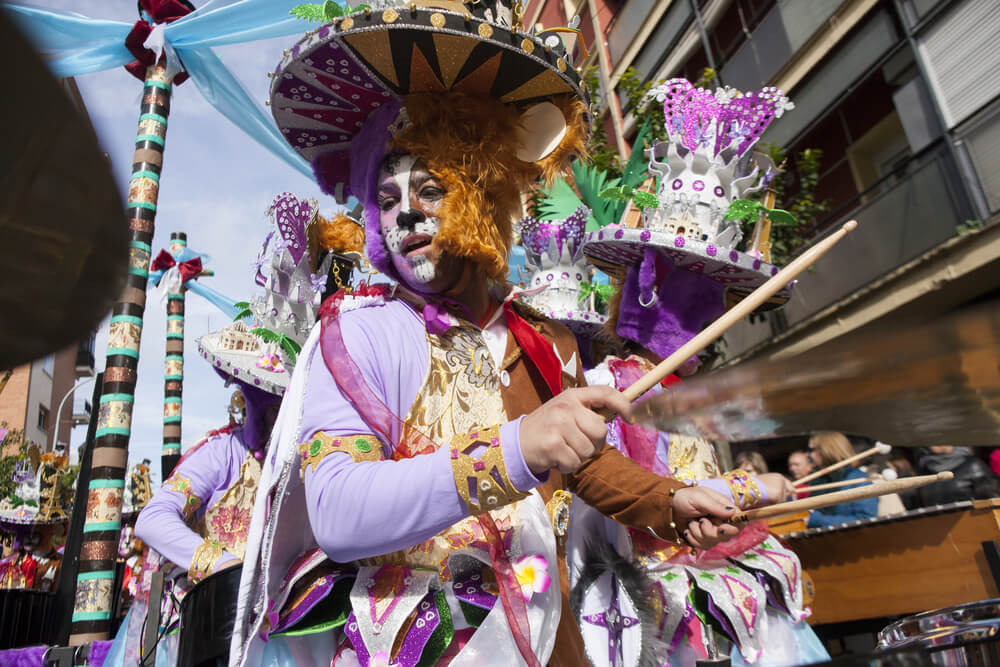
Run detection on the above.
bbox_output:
[230,4,776,666]
[109,195,362,665]
[575,80,829,665]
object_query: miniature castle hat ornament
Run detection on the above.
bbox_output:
[196,192,347,395]
[517,205,608,334]
[583,79,794,302]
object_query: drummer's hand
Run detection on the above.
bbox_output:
[759,472,797,504]
[520,386,632,475]
[672,486,740,550]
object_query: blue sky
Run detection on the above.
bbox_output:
[23,1,329,486]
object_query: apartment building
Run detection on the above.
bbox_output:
[523,0,1000,359]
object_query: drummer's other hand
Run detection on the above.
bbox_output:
[759,472,796,503]
[673,486,740,550]
[520,386,632,475]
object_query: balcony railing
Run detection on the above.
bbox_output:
[75,338,95,377]
[723,143,968,358]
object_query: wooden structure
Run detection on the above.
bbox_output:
[778,499,1000,626]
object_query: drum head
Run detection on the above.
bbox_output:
[0,11,127,368]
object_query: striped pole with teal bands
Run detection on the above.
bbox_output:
[162,231,188,477]
[70,61,174,646]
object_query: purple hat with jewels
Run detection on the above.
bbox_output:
[196,193,339,395]
[516,205,608,334]
[583,79,794,304]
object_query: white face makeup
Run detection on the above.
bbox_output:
[377,153,446,288]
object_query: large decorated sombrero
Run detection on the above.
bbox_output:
[196,192,363,394]
[582,79,794,302]
[269,0,588,202]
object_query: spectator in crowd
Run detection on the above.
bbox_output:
[916,446,1000,506]
[807,432,878,527]
[788,451,814,481]
[735,450,769,475]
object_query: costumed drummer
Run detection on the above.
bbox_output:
[112,196,363,664]
[575,79,829,665]
[233,6,748,667]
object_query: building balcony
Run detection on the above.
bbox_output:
[722,141,980,361]
[75,336,95,378]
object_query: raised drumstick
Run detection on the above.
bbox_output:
[795,441,892,486]
[619,220,858,404]
[797,477,873,493]
[732,471,953,523]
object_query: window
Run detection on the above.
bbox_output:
[37,405,49,430]
[41,353,55,376]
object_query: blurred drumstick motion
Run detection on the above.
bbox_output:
[795,441,891,486]
[617,220,858,405]
[796,477,874,493]
[630,299,1000,447]
[732,472,953,523]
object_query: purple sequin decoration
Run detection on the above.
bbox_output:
[614,229,624,239]
[730,250,739,262]
[692,180,705,192]
[671,179,683,191]
[674,237,685,248]
[714,186,725,197]
[771,266,779,275]
[660,79,785,157]
[753,259,762,269]
[640,230,651,242]
[268,192,315,265]
[518,205,588,258]
[707,245,717,256]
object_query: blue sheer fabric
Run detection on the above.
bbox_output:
[4,1,320,179]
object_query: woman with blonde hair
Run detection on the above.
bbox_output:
[807,432,878,527]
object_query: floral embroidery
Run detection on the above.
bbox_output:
[209,505,252,551]
[196,453,260,561]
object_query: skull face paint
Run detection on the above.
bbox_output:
[376,153,447,289]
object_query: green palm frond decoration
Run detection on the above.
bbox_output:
[577,281,615,309]
[534,178,586,222]
[569,162,623,229]
[599,185,660,210]
[250,328,302,364]
[290,1,369,21]
[724,199,797,226]
[233,301,254,322]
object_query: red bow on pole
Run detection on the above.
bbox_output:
[124,0,194,83]
[151,249,203,284]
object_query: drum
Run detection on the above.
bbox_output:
[806,646,930,666]
[176,565,242,667]
[877,598,1000,666]
[0,589,55,649]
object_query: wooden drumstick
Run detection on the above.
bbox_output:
[796,477,873,493]
[732,471,953,523]
[618,220,858,405]
[795,441,891,486]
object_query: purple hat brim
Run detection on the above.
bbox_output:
[582,228,790,306]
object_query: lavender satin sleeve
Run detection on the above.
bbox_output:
[298,302,542,563]
[134,433,242,571]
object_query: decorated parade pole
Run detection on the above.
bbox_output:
[163,233,187,478]
[69,61,173,645]
[159,231,220,479]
